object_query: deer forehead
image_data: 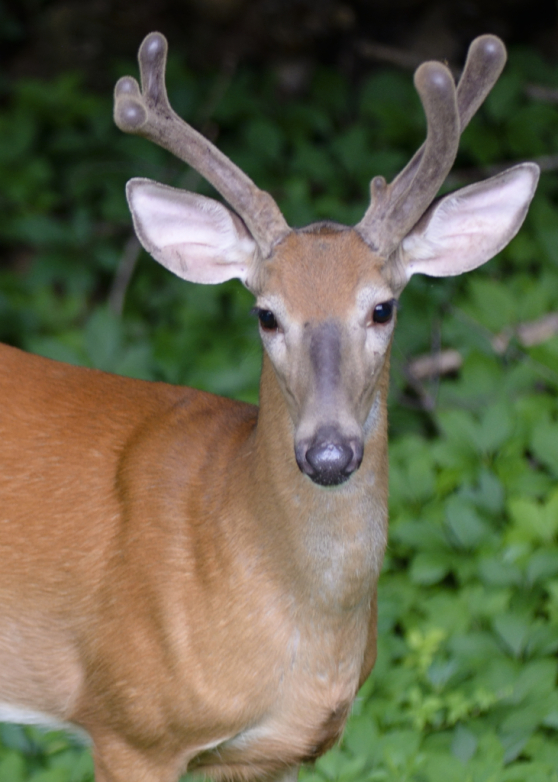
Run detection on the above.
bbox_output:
[255,226,394,322]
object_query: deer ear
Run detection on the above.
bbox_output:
[126,178,258,285]
[398,162,539,279]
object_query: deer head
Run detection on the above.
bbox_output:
[114,33,539,487]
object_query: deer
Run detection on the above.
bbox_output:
[0,30,539,782]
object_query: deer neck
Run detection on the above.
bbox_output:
[243,352,389,612]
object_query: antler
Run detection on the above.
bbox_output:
[114,32,290,258]
[356,34,507,256]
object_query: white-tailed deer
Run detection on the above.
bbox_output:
[0,31,539,782]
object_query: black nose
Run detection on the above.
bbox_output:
[296,427,363,486]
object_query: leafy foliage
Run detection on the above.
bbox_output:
[1,40,558,782]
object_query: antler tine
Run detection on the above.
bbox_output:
[388,36,506,202]
[114,32,290,258]
[356,61,459,255]
[456,34,506,130]
[356,35,507,256]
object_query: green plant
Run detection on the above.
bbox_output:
[1,40,558,782]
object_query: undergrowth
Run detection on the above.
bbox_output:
[1,39,558,782]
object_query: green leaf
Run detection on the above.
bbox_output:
[462,278,518,332]
[451,724,478,763]
[342,715,378,758]
[507,490,558,546]
[0,751,26,782]
[445,497,488,550]
[531,420,558,476]
[511,659,558,702]
[499,730,532,764]
[478,556,522,587]
[376,730,421,769]
[409,552,451,585]
[476,402,513,453]
[526,550,558,585]
[493,612,531,657]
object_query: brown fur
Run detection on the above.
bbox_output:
[0,231,393,782]
[2,32,533,781]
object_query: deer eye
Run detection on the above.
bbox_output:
[371,300,395,325]
[253,308,279,331]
